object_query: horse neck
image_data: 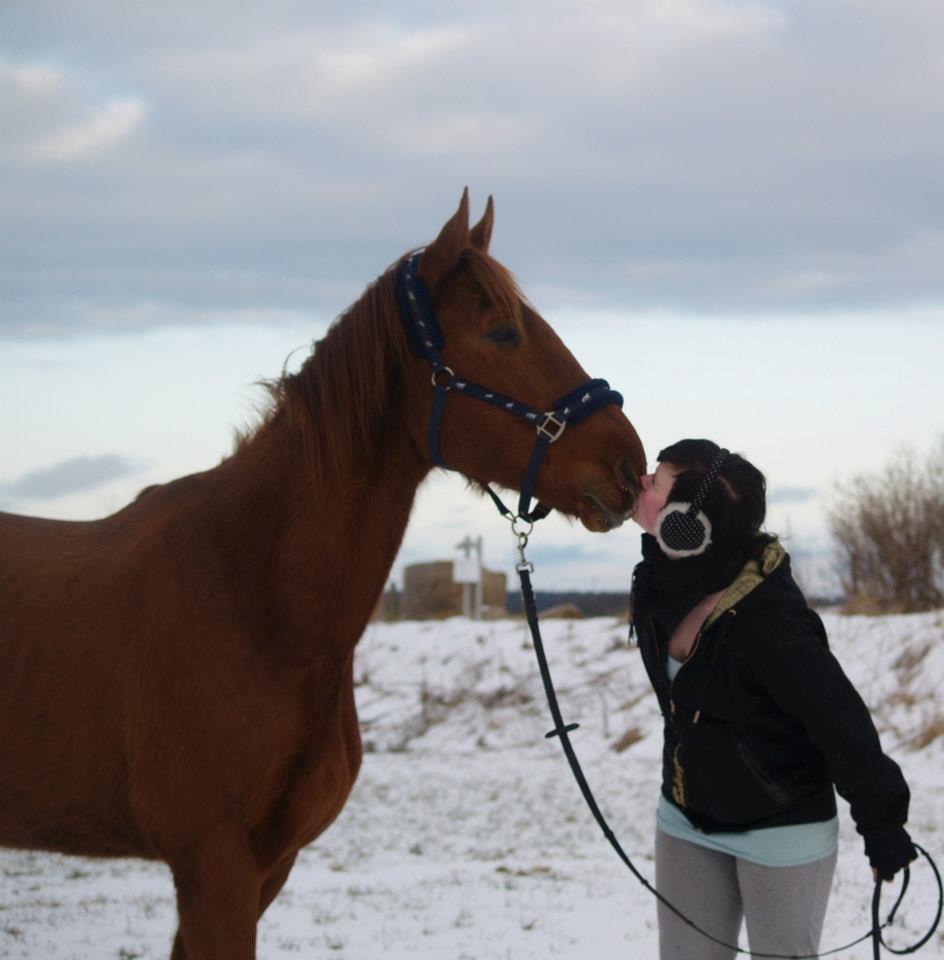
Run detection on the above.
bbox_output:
[216,378,429,661]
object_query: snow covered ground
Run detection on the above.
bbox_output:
[2,609,943,959]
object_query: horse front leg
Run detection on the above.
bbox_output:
[258,852,298,919]
[170,853,299,959]
[169,930,187,960]
[169,828,262,960]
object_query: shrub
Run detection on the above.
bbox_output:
[828,440,944,614]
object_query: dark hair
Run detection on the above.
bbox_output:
[657,439,774,558]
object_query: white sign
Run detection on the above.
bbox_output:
[453,556,480,584]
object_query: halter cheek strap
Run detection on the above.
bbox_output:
[396,252,623,523]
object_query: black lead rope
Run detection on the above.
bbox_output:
[394,240,942,953]
[515,558,943,959]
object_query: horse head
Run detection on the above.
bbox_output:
[403,190,646,532]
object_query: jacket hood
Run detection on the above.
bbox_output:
[704,539,792,630]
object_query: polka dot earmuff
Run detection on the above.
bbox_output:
[655,448,730,559]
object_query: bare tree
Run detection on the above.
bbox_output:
[829,439,944,613]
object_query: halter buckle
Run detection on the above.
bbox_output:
[537,412,566,443]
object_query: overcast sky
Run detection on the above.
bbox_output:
[2,1,942,592]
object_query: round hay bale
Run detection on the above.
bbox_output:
[541,603,584,619]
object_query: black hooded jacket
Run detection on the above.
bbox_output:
[632,543,911,850]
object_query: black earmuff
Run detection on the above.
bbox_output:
[655,448,729,559]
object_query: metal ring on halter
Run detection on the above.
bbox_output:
[537,412,567,443]
[430,365,455,388]
[508,515,534,540]
[511,517,535,572]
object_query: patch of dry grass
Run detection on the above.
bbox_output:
[903,712,944,751]
[611,726,644,753]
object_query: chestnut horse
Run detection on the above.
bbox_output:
[0,191,645,958]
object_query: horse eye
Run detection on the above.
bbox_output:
[485,326,520,345]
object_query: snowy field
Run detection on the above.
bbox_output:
[2,610,943,959]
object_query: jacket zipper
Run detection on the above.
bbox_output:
[670,626,704,700]
[662,609,737,809]
[648,611,694,807]
[648,612,674,710]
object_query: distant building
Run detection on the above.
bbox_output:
[372,582,401,622]
[383,560,507,620]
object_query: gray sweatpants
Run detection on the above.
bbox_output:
[655,828,837,960]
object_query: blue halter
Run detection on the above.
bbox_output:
[396,252,623,523]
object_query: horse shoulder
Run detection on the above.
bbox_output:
[250,654,364,869]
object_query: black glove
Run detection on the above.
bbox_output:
[865,827,917,881]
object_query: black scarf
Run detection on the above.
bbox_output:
[630,533,750,640]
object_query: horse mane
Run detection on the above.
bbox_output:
[243,247,524,490]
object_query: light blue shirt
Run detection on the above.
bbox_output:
[661,656,839,867]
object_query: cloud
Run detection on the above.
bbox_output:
[529,543,609,566]
[7,62,63,92]
[3,302,321,341]
[768,486,818,505]
[1,2,943,338]
[30,96,146,161]
[0,454,142,500]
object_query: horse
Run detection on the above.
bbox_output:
[0,190,646,959]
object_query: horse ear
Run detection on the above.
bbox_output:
[469,195,494,254]
[419,187,470,290]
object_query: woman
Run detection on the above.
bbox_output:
[629,439,915,960]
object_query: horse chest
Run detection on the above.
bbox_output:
[255,674,363,865]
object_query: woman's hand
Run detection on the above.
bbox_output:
[867,827,917,883]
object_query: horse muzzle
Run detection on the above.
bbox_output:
[579,460,640,532]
